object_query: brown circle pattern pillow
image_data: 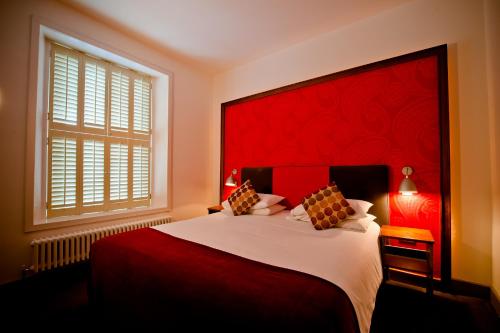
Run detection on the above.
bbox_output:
[227,179,261,216]
[302,182,356,230]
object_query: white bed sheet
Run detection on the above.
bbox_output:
[153,211,382,333]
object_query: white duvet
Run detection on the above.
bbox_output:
[153,211,382,333]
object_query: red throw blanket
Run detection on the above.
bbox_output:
[89,228,359,332]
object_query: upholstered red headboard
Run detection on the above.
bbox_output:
[220,45,450,281]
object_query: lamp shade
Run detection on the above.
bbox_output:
[399,177,417,195]
[225,169,237,187]
[399,166,417,195]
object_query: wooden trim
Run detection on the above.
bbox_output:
[220,103,226,198]
[128,68,134,138]
[381,225,435,243]
[76,135,83,215]
[220,44,451,285]
[207,205,224,214]
[437,45,452,286]
[127,134,133,206]
[104,136,111,211]
[221,45,448,107]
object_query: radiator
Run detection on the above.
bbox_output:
[31,215,172,272]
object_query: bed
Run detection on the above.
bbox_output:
[89,165,388,333]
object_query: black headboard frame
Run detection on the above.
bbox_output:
[241,167,273,194]
[329,165,389,225]
[242,165,389,226]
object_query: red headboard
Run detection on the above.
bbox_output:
[220,45,450,282]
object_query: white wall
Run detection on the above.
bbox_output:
[212,0,494,286]
[485,0,500,308]
[0,0,212,284]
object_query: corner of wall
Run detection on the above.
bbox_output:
[484,0,500,296]
[492,287,500,317]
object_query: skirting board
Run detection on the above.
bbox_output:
[449,278,491,299]
[492,288,500,317]
[388,269,490,299]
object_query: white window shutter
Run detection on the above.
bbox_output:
[133,145,149,199]
[110,71,129,130]
[83,140,105,204]
[52,51,79,125]
[110,143,128,201]
[133,78,150,133]
[47,42,152,218]
[84,61,106,128]
[50,137,77,208]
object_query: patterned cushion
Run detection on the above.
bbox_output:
[302,182,356,230]
[227,180,261,216]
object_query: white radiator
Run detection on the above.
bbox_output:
[31,215,172,272]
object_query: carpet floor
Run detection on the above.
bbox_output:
[0,263,498,332]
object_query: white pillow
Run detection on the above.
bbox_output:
[345,199,373,220]
[290,203,309,222]
[252,193,285,209]
[250,204,287,216]
[222,193,285,211]
[221,200,231,211]
[335,214,376,232]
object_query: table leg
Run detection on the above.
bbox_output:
[427,243,434,296]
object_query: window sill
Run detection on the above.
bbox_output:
[25,206,171,233]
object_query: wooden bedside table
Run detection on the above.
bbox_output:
[379,225,434,295]
[207,205,223,214]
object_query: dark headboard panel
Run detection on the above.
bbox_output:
[241,167,273,194]
[241,165,389,226]
[329,165,389,225]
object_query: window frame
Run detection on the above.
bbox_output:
[25,17,172,232]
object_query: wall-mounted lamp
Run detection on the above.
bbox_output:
[399,166,417,196]
[225,169,238,187]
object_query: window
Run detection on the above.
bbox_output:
[26,21,171,231]
[47,43,152,218]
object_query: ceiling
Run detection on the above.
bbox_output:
[64,0,411,73]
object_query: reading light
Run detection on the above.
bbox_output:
[399,166,417,196]
[225,169,238,187]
